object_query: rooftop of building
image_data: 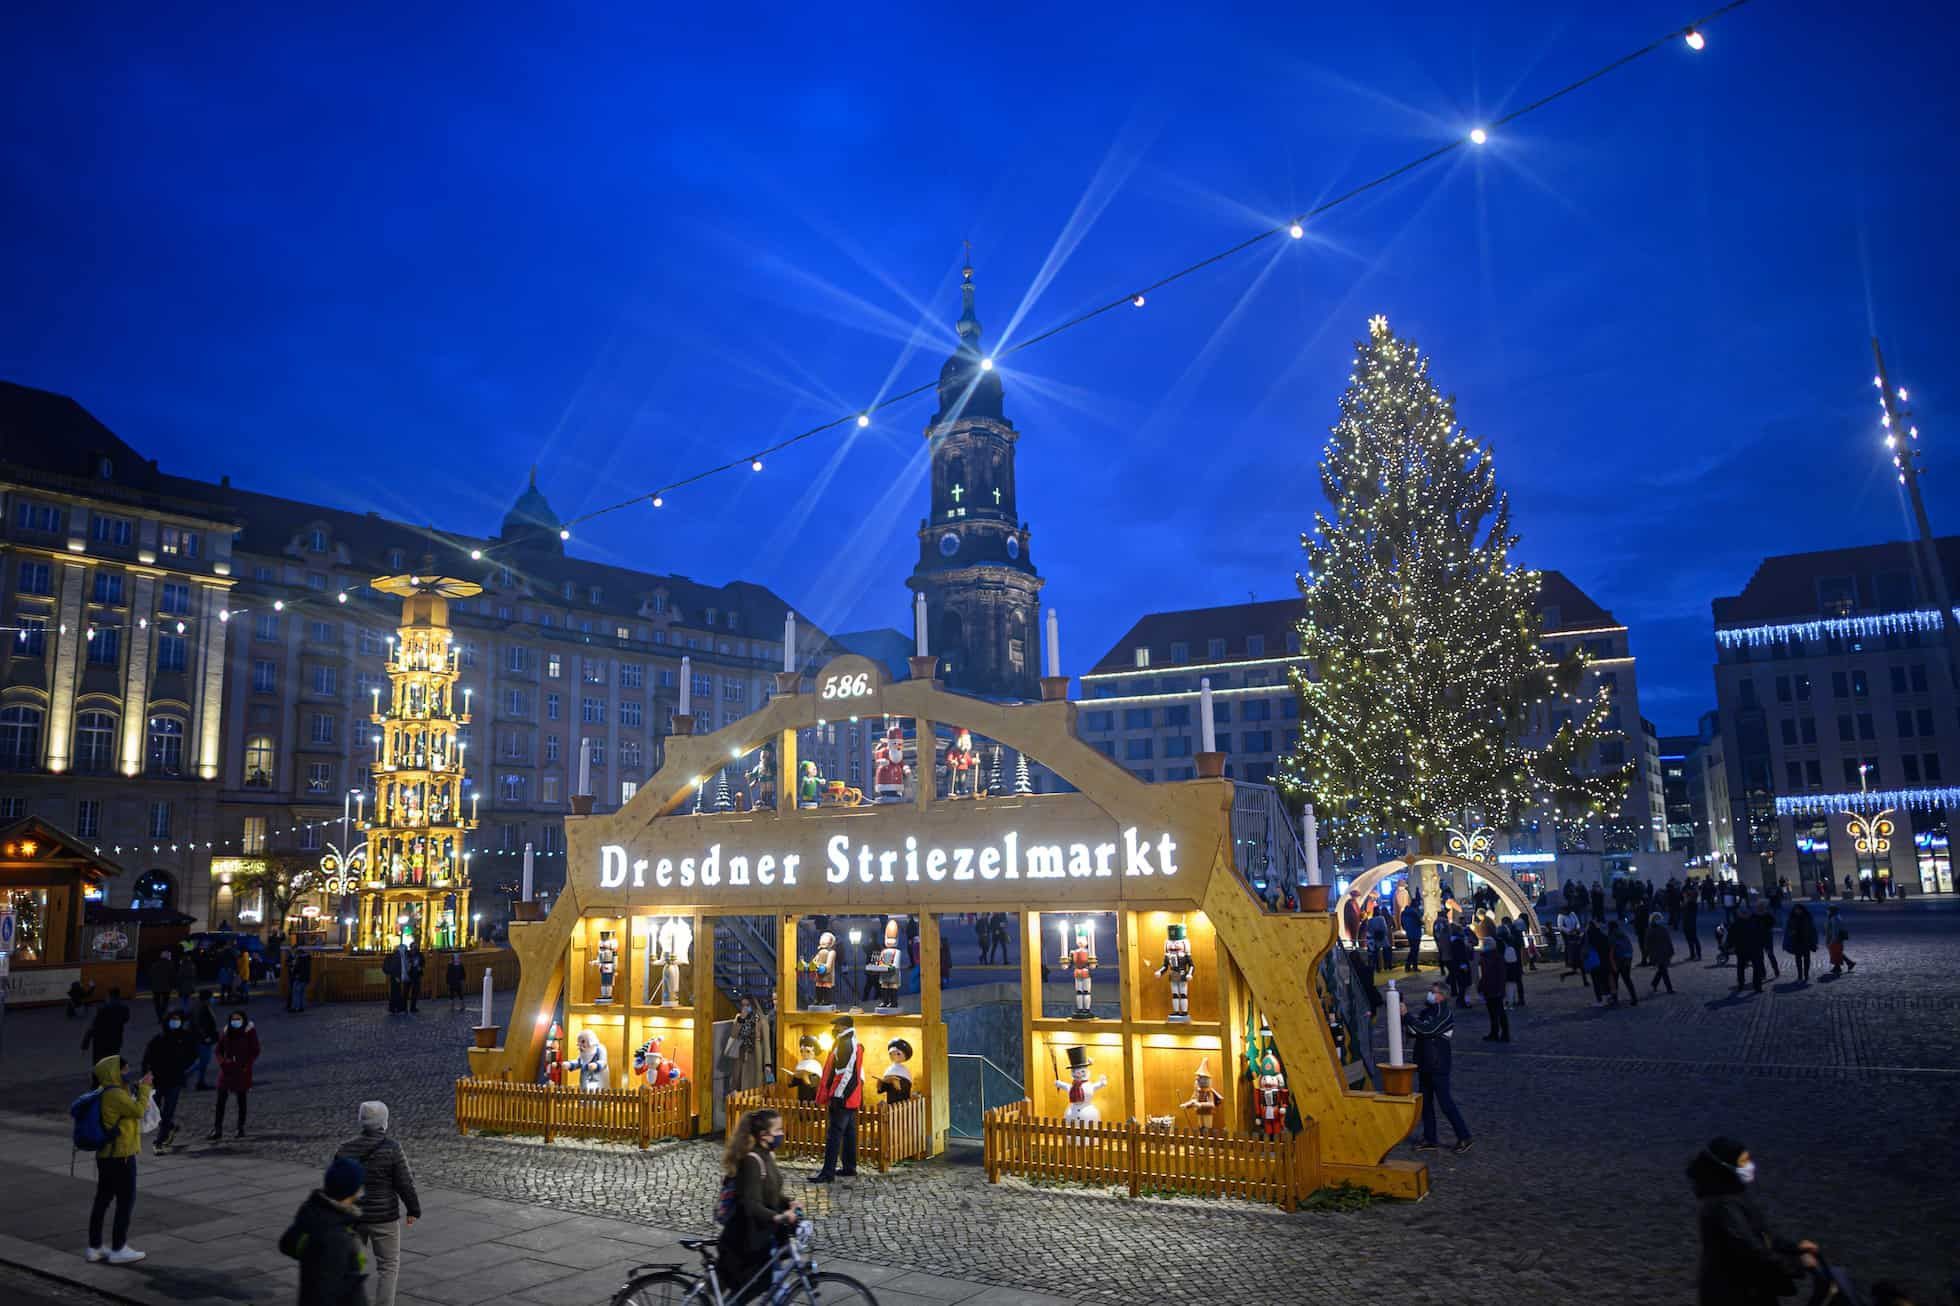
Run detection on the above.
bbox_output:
[830,628,915,682]
[1712,536,1960,627]
[0,379,813,645]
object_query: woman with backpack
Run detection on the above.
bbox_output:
[80,1055,153,1264]
[717,1108,800,1302]
[210,1009,260,1140]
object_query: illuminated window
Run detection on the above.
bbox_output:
[244,735,274,788]
[147,716,185,775]
[74,711,116,772]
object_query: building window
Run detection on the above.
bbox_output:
[89,515,130,548]
[75,799,100,839]
[299,824,320,851]
[147,716,185,775]
[17,560,52,596]
[619,663,643,689]
[359,627,381,656]
[387,549,404,570]
[502,773,526,802]
[581,697,605,724]
[1246,635,1266,656]
[158,581,191,616]
[91,572,124,605]
[1133,647,1151,668]
[621,739,642,769]
[583,658,607,684]
[308,619,334,644]
[13,617,47,658]
[306,762,333,793]
[14,500,63,532]
[1207,638,1226,659]
[306,527,327,553]
[691,674,713,701]
[86,627,119,666]
[1168,641,1189,663]
[242,816,266,854]
[310,713,336,745]
[620,701,643,728]
[253,612,279,641]
[620,779,639,805]
[546,654,561,679]
[504,689,529,717]
[244,735,274,788]
[307,573,327,591]
[506,646,530,673]
[1123,708,1152,730]
[1164,735,1193,758]
[312,665,338,697]
[1212,702,1231,724]
[253,660,277,693]
[155,634,187,673]
[1082,710,1113,731]
[545,735,560,763]
[722,680,746,703]
[1125,739,1154,761]
[458,642,476,669]
[544,693,560,721]
[74,710,116,772]
[1242,730,1273,754]
[541,773,561,804]
[149,801,171,839]
[1242,699,1272,722]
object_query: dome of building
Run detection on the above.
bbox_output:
[499,466,564,556]
[932,263,1005,424]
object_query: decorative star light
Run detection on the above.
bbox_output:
[1368,314,1390,339]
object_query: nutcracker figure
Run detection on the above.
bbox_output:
[790,1035,824,1102]
[1055,1046,1107,1124]
[542,1020,564,1085]
[1255,1050,1287,1139]
[592,929,618,1004]
[805,931,838,1011]
[946,728,977,798]
[872,724,908,802]
[746,745,776,810]
[1180,1057,1221,1134]
[1155,922,1195,1021]
[797,760,823,809]
[1059,919,1099,1019]
[867,918,903,1011]
[878,1038,914,1104]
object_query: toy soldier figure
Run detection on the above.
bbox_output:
[811,1014,864,1183]
[806,931,838,1011]
[1256,1050,1288,1139]
[1059,919,1099,1019]
[867,919,903,1011]
[790,1035,823,1102]
[593,929,618,1004]
[1181,1057,1221,1134]
[878,1038,914,1104]
[946,727,977,798]
[1055,1046,1107,1124]
[872,724,908,802]
[1156,922,1195,1021]
[542,1021,564,1085]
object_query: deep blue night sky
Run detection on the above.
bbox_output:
[4,1,1958,732]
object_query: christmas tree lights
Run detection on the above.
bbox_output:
[1278,316,1631,854]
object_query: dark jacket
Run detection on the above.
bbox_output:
[1643,922,1675,965]
[1475,943,1507,1002]
[292,951,314,983]
[716,1148,790,1292]
[141,1021,200,1087]
[444,958,465,989]
[280,1190,370,1306]
[147,957,176,997]
[191,1001,220,1046]
[333,1129,422,1224]
[1783,907,1818,955]
[1582,923,1610,972]
[1399,904,1422,943]
[82,999,130,1057]
[1687,1152,1800,1306]
[1404,999,1455,1075]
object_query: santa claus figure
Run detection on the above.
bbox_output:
[1180,1057,1221,1134]
[561,1029,609,1093]
[790,1035,823,1102]
[1059,919,1099,1019]
[806,931,838,1011]
[1255,1050,1288,1139]
[872,724,908,802]
[946,728,977,798]
[878,1038,914,1104]
[593,929,618,1004]
[867,919,903,1011]
[632,1035,682,1087]
[1055,1046,1107,1124]
[1155,922,1194,1021]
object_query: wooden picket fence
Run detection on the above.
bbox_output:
[723,1085,932,1172]
[982,1099,1307,1210]
[454,1077,693,1146]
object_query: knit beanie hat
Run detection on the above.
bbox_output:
[359,1100,390,1131]
[323,1157,365,1200]
[1705,1136,1746,1167]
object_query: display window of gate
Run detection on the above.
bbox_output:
[563,910,701,1092]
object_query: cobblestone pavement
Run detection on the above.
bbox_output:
[5,900,1956,1305]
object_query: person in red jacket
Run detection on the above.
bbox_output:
[810,1014,863,1184]
[209,1010,260,1140]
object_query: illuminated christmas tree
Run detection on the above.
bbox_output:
[1278,316,1628,858]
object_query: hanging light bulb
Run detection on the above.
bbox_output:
[174,620,186,635]
[273,600,284,611]
[337,591,348,603]
[980,357,995,371]
[1132,293,1146,307]
[559,527,571,541]
[1288,221,1304,239]
[651,494,664,508]
[856,414,870,428]
[470,549,482,561]
[1683,27,1705,50]
[750,457,764,472]
[1469,127,1488,145]
[218,610,230,623]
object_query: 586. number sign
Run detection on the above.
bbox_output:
[819,672,874,701]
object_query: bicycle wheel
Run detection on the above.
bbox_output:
[781,1271,879,1305]
[612,1269,709,1306]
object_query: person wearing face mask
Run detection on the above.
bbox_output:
[1400,981,1472,1153]
[716,1109,801,1302]
[279,1157,370,1306]
[209,1010,260,1141]
[140,1007,198,1154]
[1687,1136,1817,1305]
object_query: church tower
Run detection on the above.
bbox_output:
[907,257,1043,699]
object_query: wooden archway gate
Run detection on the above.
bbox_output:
[470,654,1422,1190]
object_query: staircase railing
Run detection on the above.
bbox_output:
[1230,782,1313,901]
[946,1053,1025,1140]
[712,915,778,1004]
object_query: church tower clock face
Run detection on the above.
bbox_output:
[908,255,1044,700]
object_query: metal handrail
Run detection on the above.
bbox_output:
[947,1052,1025,1138]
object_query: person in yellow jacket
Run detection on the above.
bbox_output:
[86,1054,153,1264]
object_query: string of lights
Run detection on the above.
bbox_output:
[479,2,1752,554]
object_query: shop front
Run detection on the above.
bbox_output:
[0,816,127,1005]
[465,655,1424,1205]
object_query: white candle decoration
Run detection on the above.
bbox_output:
[470,793,479,821]
[480,967,494,1028]
[679,655,692,716]
[371,687,380,715]
[1199,678,1216,753]
[1303,803,1321,887]
[1386,979,1404,1065]
[914,592,928,657]
[578,736,592,797]
[784,612,797,673]
[463,687,472,716]
[521,841,535,902]
[1045,607,1060,679]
